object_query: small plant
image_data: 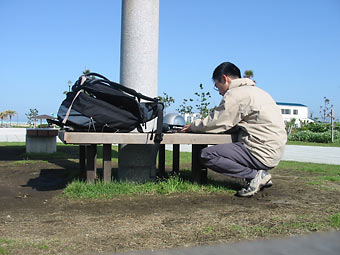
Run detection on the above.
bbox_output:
[25,108,39,127]
[158,92,175,115]
[176,98,194,115]
[176,83,213,119]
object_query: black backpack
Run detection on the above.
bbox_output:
[54,72,164,143]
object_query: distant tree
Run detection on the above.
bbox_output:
[5,110,17,127]
[319,96,333,122]
[243,70,254,79]
[157,92,175,115]
[25,108,39,127]
[285,118,296,135]
[0,111,8,127]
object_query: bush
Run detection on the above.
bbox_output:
[299,121,340,132]
[288,130,340,143]
[37,124,49,128]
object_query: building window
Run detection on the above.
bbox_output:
[281,109,291,114]
[293,109,298,115]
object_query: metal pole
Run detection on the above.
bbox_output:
[331,109,334,143]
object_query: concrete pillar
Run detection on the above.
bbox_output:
[118,0,160,182]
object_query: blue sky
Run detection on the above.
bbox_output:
[1,0,340,122]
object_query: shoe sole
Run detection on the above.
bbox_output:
[262,180,273,189]
[237,175,272,197]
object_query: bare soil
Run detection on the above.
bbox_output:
[0,145,340,254]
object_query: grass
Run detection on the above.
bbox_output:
[330,213,340,228]
[0,239,52,255]
[277,161,340,175]
[198,213,340,240]
[287,141,340,147]
[194,212,340,241]
[277,161,340,189]
[61,160,340,199]
[63,175,232,199]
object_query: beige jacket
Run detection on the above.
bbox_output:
[190,78,287,167]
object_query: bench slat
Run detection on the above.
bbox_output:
[59,131,231,145]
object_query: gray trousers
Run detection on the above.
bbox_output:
[200,142,272,179]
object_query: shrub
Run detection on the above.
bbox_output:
[299,121,340,132]
[288,130,340,143]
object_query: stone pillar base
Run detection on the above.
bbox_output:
[117,144,159,183]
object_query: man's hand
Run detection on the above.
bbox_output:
[181,124,191,132]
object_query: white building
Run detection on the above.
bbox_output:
[276,102,312,126]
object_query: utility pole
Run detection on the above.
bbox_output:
[331,108,334,143]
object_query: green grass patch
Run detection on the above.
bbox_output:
[287,141,340,147]
[278,161,340,190]
[7,160,50,166]
[278,161,340,176]
[224,213,340,239]
[0,239,53,255]
[0,239,17,255]
[0,142,26,146]
[63,175,232,199]
[330,213,340,228]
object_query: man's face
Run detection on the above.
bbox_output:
[214,74,230,96]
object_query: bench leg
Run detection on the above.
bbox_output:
[158,144,165,177]
[86,144,97,183]
[79,145,86,179]
[191,144,208,184]
[103,144,112,182]
[172,144,180,175]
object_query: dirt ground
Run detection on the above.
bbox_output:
[0,145,340,255]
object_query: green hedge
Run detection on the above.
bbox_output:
[288,130,340,143]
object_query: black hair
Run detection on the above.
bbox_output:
[212,62,241,81]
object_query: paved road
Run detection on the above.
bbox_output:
[115,231,340,255]
[0,128,339,164]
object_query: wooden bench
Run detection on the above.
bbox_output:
[58,131,231,184]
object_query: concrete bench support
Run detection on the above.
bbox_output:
[26,128,58,153]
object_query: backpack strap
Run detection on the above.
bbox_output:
[86,72,159,103]
[153,103,164,143]
[62,90,83,124]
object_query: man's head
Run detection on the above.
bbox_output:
[212,62,241,96]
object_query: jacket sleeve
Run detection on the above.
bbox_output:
[190,94,242,133]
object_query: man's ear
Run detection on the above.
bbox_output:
[222,74,229,84]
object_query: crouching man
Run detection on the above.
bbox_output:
[181,62,287,197]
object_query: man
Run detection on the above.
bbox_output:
[181,62,287,197]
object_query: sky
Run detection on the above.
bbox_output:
[1,0,340,123]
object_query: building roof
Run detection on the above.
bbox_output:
[276,102,307,107]
[32,114,55,120]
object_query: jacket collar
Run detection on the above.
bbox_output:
[229,78,255,90]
